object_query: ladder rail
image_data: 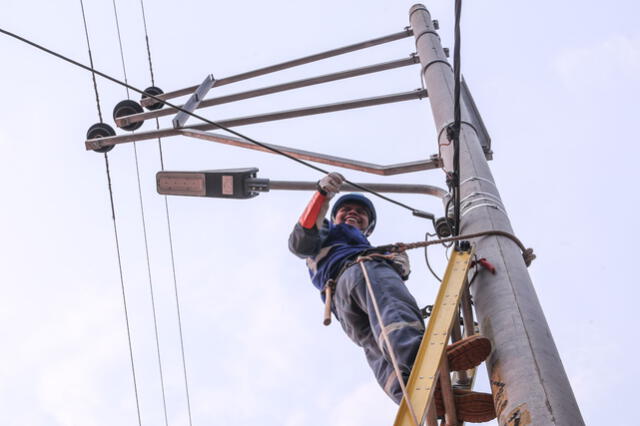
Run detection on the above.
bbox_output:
[394,247,475,426]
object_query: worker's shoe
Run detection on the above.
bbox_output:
[435,389,496,423]
[446,335,492,372]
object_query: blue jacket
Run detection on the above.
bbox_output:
[289,220,372,290]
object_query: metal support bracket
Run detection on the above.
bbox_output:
[172,74,215,129]
[179,129,442,176]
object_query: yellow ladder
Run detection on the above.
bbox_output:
[394,245,476,426]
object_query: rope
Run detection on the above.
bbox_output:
[357,256,420,426]
[79,2,141,424]
[137,0,194,423]
[379,230,536,267]
[110,2,169,424]
[0,27,430,219]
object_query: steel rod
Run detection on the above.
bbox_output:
[266,180,447,198]
[460,288,475,338]
[411,4,584,425]
[438,361,458,426]
[425,398,438,426]
[119,56,420,128]
[183,130,440,176]
[140,28,414,107]
[87,89,427,150]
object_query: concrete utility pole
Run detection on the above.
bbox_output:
[409,4,584,425]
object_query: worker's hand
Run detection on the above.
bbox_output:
[390,250,411,280]
[317,172,345,199]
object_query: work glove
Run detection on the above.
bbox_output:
[390,250,411,280]
[317,172,345,199]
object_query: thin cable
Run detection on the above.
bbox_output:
[79,0,103,123]
[79,2,141,423]
[132,143,170,426]
[423,232,442,282]
[138,0,155,86]
[451,0,463,238]
[138,0,194,422]
[111,0,130,99]
[109,1,169,423]
[0,27,427,218]
[104,153,144,426]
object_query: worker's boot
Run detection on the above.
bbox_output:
[446,334,491,372]
[434,388,497,423]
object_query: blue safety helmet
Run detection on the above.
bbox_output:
[331,193,377,235]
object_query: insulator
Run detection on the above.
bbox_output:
[86,122,116,153]
[141,86,164,111]
[435,216,453,238]
[113,99,144,131]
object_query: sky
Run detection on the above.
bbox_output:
[1,1,639,425]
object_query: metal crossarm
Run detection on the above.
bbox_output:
[140,29,414,107]
[394,246,475,426]
[86,89,427,150]
[116,56,420,128]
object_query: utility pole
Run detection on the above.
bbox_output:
[410,4,584,425]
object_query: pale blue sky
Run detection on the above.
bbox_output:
[1,1,638,425]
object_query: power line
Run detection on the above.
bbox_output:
[109,0,170,424]
[78,2,142,424]
[451,0,463,237]
[137,0,195,423]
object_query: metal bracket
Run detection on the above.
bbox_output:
[172,74,215,129]
[179,129,442,176]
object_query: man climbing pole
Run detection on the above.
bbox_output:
[288,172,496,422]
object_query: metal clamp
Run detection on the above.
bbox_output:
[437,120,478,144]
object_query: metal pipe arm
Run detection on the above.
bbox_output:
[141,28,414,107]
[118,56,420,128]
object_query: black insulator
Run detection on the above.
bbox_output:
[435,216,453,238]
[141,86,164,111]
[86,122,116,153]
[113,99,144,131]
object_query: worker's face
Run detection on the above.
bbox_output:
[334,202,370,232]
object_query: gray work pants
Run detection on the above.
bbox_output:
[332,259,424,403]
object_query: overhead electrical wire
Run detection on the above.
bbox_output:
[450,0,463,237]
[110,0,170,424]
[137,0,195,424]
[78,1,142,425]
[0,26,433,219]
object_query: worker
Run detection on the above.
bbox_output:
[288,172,496,422]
